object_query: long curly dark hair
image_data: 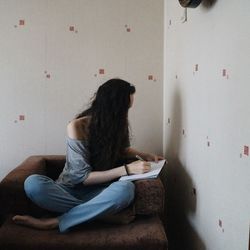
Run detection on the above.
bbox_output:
[75,78,136,171]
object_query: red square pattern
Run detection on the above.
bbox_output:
[244,146,249,156]
[99,69,105,74]
[19,20,25,26]
[19,115,25,120]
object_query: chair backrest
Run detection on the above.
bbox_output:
[44,156,66,180]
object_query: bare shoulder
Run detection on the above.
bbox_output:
[67,116,90,140]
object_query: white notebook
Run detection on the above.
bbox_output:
[119,160,166,181]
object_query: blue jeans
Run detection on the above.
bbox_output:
[23,174,135,233]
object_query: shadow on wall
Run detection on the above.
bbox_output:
[248,225,250,250]
[201,0,217,9]
[162,87,206,250]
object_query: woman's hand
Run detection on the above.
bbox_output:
[141,153,165,163]
[127,160,151,175]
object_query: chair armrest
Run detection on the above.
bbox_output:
[43,155,66,180]
[134,177,165,216]
[1,156,46,188]
[0,156,46,221]
[0,155,65,219]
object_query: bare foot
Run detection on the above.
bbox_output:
[12,215,59,230]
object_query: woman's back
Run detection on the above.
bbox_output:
[67,116,91,141]
[55,116,92,187]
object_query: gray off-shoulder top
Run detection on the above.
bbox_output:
[55,136,92,187]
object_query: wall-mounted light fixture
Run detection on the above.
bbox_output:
[179,0,203,8]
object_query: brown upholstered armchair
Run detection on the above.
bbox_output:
[0,155,168,250]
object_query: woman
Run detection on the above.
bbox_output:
[12,78,164,233]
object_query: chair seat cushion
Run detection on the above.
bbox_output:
[0,215,167,250]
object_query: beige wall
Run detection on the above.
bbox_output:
[164,0,250,249]
[0,0,164,181]
[4,1,249,249]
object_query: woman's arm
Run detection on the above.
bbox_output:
[83,160,151,186]
[83,167,127,186]
[84,146,166,185]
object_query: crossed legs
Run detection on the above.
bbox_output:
[13,174,135,233]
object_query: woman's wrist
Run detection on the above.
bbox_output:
[124,164,130,175]
[118,165,127,177]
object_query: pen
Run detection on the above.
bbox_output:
[135,155,144,161]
